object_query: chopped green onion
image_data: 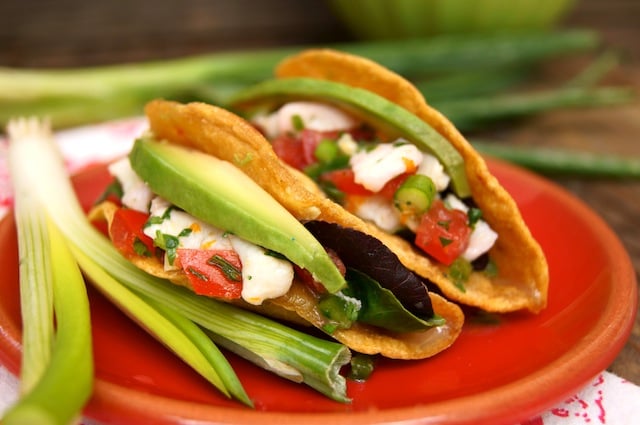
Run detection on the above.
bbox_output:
[314,140,340,164]
[347,354,376,382]
[318,292,360,331]
[393,174,436,215]
[291,114,305,131]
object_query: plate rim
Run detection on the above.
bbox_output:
[0,157,637,425]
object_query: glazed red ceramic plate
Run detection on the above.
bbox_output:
[0,158,636,425]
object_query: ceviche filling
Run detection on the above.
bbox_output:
[104,154,442,333]
[107,156,296,306]
[252,101,499,274]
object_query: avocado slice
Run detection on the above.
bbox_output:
[230,77,471,198]
[129,137,347,293]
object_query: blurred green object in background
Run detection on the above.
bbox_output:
[329,0,577,40]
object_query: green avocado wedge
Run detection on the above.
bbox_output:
[129,136,347,293]
[229,77,471,198]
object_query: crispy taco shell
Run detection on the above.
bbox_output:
[270,49,549,314]
[142,50,547,315]
[92,181,463,360]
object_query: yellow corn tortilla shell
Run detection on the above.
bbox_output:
[144,53,548,315]
[272,49,549,314]
[91,200,463,360]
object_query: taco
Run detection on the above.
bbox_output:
[91,106,465,361]
[219,49,548,314]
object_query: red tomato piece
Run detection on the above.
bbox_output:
[272,133,307,170]
[110,208,155,259]
[378,173,411,199]
[320,168,373,196]
[300,129,331,164]
[271,129,334,170]
[321,169,413,200]
[414,200,471,266]
[177,249,243,299]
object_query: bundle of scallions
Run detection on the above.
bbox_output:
[1,29,639,178]
[0,29,629,130]
[2,117,351,423]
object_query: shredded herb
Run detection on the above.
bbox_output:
[133,237,152,257]
[439,236,453,247]
[154,231,180,265]
[207,254,242,281]
[178,228,193,237]
[468,207,483,228]
[144,215,164,227]
[187,266,209,282]
[162,206,176,220]
[93,179,123,205]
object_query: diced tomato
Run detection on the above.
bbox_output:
[272,133,307,170]
[110,208,155,258]
[414,200,471,266]
[378,173,411,199]
[177,249,243,299]
[321,169,413,200]
[272,129,336,170]
[320,168,372,196]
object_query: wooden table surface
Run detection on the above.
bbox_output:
[1,0,639,385]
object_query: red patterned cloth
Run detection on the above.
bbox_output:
[522,372,640,425]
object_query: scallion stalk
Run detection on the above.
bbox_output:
[3,118,94,424]
[9,167,54,395]
[412,66,531,102]
[433,86,635,131]
[5,117,255,406]
[567,50,621,88]
[0,30,599,128]
[6,118,352,402]
[473,141,640,178]
[71,247,253,406]
[1,220,94,425]
[0,30,598,101]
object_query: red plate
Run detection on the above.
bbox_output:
[0,158,636,425]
